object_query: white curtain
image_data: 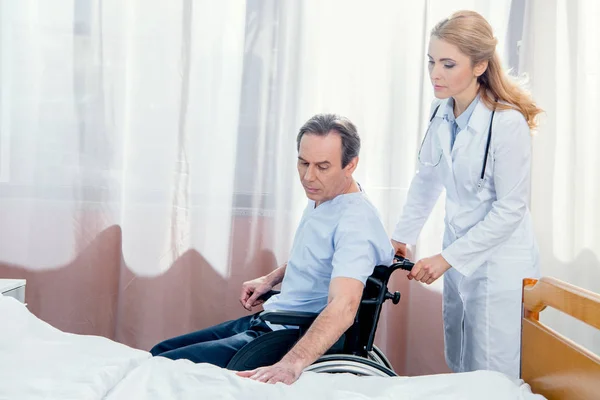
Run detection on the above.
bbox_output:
[521,0,600,354]
[0,0,249,276]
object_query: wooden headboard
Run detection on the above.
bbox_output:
[521,277,600,400]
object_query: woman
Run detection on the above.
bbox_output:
[392,10,543,379]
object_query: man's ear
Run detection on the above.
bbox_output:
[344,156,359,176]
[474,60,488,78]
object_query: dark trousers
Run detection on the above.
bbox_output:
[149,313,272,368]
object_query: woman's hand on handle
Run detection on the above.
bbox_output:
[409,254,452,285]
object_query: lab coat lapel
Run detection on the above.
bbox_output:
[468,100,493,138]
[433,99,459,199]
[434,99,453,171]
[438,118,454,170]
[451,99,491,156]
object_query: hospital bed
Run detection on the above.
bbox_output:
[0,275,598,399]
[521,277,600,399]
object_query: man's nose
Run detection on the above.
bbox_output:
[303,165,316,181]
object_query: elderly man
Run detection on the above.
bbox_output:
[150,114,394,385]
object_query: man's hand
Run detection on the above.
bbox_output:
[409,253,451,284]
[239,264,287,311]
[391,240,413,260]
[235,360,303,385]
[391,239,406,257]
[239,276,273,311]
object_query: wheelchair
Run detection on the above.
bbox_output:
[226,256,414,377]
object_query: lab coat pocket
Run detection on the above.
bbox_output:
[494,232,536,266]
[454,139,493,192]
[471,151,494,189]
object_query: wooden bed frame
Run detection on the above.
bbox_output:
[521,277,600,399]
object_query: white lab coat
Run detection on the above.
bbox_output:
[393,98,540,379]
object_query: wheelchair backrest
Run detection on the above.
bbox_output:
[341,257,413,357]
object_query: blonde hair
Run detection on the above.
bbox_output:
[432,10,543,130]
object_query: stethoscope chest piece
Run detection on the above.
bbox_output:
[419,101,496,193]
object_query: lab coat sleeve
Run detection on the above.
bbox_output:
[441,111,532,277]
[391,164,444,245]
[392,99,445,245]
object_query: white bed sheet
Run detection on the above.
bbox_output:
[0,295,150,400]
[1,294,547,400]
[106,356,545,400]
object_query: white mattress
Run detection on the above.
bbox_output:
[0,295,546,400]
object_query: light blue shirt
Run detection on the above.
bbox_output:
[263,190,394,318]
[446,95,479,149]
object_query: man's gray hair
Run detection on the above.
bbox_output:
[296,114,361,168]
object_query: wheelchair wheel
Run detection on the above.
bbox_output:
[226,329,299,371]
[367,345,394,372]
[304,354,396,377]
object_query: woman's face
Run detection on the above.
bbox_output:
[427,37,481,99]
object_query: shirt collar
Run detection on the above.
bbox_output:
[445,95,480,131]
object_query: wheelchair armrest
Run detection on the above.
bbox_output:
[259,310,319,327]
[257,290,280,302]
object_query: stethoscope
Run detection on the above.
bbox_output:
[417,102,496,192]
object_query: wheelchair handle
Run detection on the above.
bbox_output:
[392,255,414,271]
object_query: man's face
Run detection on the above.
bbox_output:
[297,132,357,206]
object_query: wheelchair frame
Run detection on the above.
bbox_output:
[226,256,413,377]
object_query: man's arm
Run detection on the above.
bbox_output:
[240,263,287,311]
[280,276,362,366]
[265,263,287,286]
[236,276,363,384]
